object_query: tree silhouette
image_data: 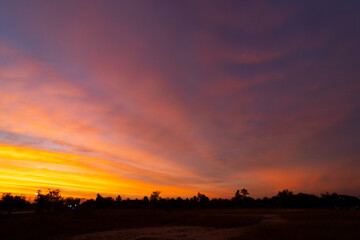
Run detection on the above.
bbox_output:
[1,193,27,214]
[1,193,15,214]
[115,195,122,208]
[235,190,241,198]
[2,187,360,211]
[150,191,161,202]
[277,189,293,198]
[241,188,249,197]
[95,194,115,208]
[34,189,64,212]
[232,190,242,201]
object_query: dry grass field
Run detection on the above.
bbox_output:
[0,209,359,240]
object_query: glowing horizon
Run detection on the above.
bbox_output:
[0,144,203,199]
[1,1,359,199]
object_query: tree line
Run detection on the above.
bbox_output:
[1,188,359,214]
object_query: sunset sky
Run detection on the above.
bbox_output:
[0,0,359,199]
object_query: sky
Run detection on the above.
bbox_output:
[0,0,359,199]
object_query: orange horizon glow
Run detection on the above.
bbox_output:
[0,144,201,199]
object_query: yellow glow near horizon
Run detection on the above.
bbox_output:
[0,144,200,199]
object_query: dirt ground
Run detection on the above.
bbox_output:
[68,213,286,240]
[1,209,360,240]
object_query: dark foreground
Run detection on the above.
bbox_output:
[1,209,360,240]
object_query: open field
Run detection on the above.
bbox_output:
[1,209,359,240]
